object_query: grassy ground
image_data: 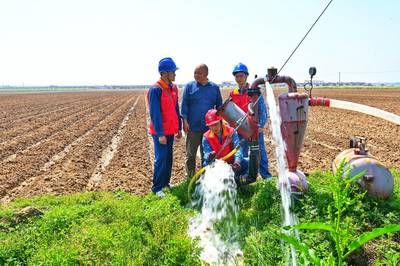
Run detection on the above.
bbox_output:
[1,169,399,265]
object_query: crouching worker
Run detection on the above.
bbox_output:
[201,109,248,185]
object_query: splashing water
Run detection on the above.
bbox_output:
[264,82,299,266]
[188,159,243,265]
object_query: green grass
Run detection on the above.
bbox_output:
[0,192,200,265]
[1,169,399,265]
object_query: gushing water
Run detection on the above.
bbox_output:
[329,99,400,125]
[188,159,243,265]
[264,82,298,266]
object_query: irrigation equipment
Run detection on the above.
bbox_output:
[251,68,310,194]
[252,66,398,199]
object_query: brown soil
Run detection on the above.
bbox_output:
[0,88,399,203]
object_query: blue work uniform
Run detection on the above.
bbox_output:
[148,81,182,193]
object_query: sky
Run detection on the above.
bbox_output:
[1,0,399,86]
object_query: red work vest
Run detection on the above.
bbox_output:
[229,86,251,113]
[148,79,179,135]
[204,125,235,164]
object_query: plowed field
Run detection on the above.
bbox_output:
[0,88,399,203]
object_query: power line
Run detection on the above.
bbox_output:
[275,0,334,78]
[252,0,334,108]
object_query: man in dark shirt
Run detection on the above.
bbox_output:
[181,64,223,179]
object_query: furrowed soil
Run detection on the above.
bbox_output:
[0,88,399,202]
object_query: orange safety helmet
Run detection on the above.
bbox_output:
[205,109,222,126]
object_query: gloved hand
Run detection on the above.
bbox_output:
[208,151,217,162]
[231,161,241,173]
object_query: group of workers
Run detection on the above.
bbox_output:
[147,57,271,197]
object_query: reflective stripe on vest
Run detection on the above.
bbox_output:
[148,79,179,135]
[204,125,235,164]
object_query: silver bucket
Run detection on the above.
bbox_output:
[218,99,258,139]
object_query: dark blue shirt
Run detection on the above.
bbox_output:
[181,81,223,132]
[148,84,182,137]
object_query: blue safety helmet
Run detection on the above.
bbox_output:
[232,63,249,76]
[158,57,179,73]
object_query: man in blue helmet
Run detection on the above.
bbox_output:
[147,57,182,197]
[230,62,272,180]
[181,64,223,180]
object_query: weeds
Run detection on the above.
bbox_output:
[272,162,400,265]
[0,167,399,265]
[0,192,200,265]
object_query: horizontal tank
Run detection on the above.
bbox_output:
[332,137,394,199]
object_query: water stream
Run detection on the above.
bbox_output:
[188,159,243,265]
[264,82,298,266]
[188,82,304,265]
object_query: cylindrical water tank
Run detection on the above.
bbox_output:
[218,99,258,139]
[332,148,394,199]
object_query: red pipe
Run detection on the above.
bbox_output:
[250,77,267,90]
[250,75,298,93]
[268,75,297,93]
[309,97,331,107]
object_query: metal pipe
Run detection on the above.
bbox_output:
[247,140,260,183]
[250,75,298,93]
[250,77,267,90]
[309,96,331,107]
[268,75,298,92]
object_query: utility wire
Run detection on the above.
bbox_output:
[235,0,334,133]
[274,0,334,78]
[249,0,334,119]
